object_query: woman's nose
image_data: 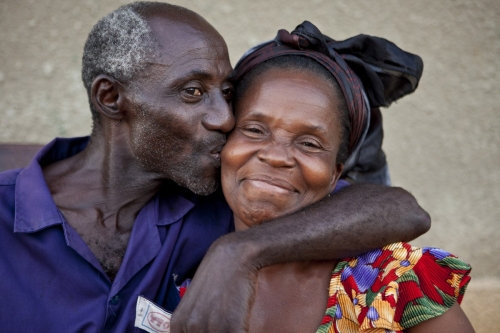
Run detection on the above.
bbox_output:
[202,92,235,134]
[257,141,295,168]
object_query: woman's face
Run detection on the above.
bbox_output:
[221,67,344,230]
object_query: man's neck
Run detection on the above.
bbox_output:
[43,132,162,233]
[42,131,166,281]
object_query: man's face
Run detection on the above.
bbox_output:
[124,16,235,195]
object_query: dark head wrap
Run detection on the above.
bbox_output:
[234,21,423,173]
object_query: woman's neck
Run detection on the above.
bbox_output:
[249,260,337,333]
[232,210,338,332]
[233,214,250,231]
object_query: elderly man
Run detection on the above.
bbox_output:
[0,2,429,332]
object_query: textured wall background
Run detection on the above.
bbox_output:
[1,0,498,331]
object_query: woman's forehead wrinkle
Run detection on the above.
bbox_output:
[257,80,333,110]
[277,78,334,103]
[244,109,329,132]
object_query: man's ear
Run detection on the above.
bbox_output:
[91,74,126,120]
[329,163,345,193]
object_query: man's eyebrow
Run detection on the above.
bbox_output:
[145,61,170,67]
[144,62,213,79]
[159,70,209,90]
[164,67,236,84]
[226,70,237,83]
[146,62,236,87]
[180,69,236,83]
[180,69,213,81]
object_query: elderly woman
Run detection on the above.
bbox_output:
[183,22,474,332]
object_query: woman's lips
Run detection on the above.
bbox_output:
[243,176,297,194]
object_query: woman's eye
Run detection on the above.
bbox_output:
[300,141,321,149]
[246,127,262,134]
[184,87,202,96]
[240,126,265,137]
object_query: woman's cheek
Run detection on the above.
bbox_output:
[221,135,254,200]
[222,134,258,168]
[300,155,335,191]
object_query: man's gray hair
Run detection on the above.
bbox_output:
[81,2,161,121]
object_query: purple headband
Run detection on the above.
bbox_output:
[234,21,423,167]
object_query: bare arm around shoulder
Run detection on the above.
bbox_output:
[171,183,430,333]
[406,302,475,333]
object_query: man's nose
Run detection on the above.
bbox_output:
[202,92,235,133]
[257,140,296,168]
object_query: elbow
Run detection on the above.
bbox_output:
[394,186,431,240]
[416,208,431,235]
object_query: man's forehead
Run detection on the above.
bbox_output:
[146,15,227,57]
[127,11,232,82]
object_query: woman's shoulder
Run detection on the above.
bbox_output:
[337,242,470,272]
[334,242,471,296]
[323,242,472,331]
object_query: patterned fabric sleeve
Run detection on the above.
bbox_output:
[317,242,471,333]
[393,246,471,329]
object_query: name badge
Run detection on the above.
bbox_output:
[135,295,172,333]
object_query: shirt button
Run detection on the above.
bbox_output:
[110,295,120,305]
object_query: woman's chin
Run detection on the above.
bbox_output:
[233,201,295,230]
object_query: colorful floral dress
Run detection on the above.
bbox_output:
[316,242,471,333]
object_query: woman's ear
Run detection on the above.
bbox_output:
[91,74,125,121]
[329,163,345,193]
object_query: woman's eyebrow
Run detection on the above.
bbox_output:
[301,124,328,133]
[245,111,328,133]
[243,111,271,121]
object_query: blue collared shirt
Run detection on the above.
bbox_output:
[0,137,233,332]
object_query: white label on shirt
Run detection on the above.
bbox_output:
[135,295,172,333]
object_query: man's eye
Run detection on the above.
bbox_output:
[222,87,234,101]
[185,87,202,96]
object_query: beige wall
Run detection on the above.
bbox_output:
[1,0,498,331]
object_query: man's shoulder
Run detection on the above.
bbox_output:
[0,169,20,228]
[0,168,22,187]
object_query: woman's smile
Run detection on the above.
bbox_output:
[241,176,297,195]
[245,180,293,194]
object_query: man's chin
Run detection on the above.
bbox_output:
[186,180,219,195]
[171,173,220,196]
[185,180,219,196]
[161,158,221,195]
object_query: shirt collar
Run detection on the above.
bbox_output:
[14,137,90,233]
[13,136,197,232]
[151,178,200,226]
